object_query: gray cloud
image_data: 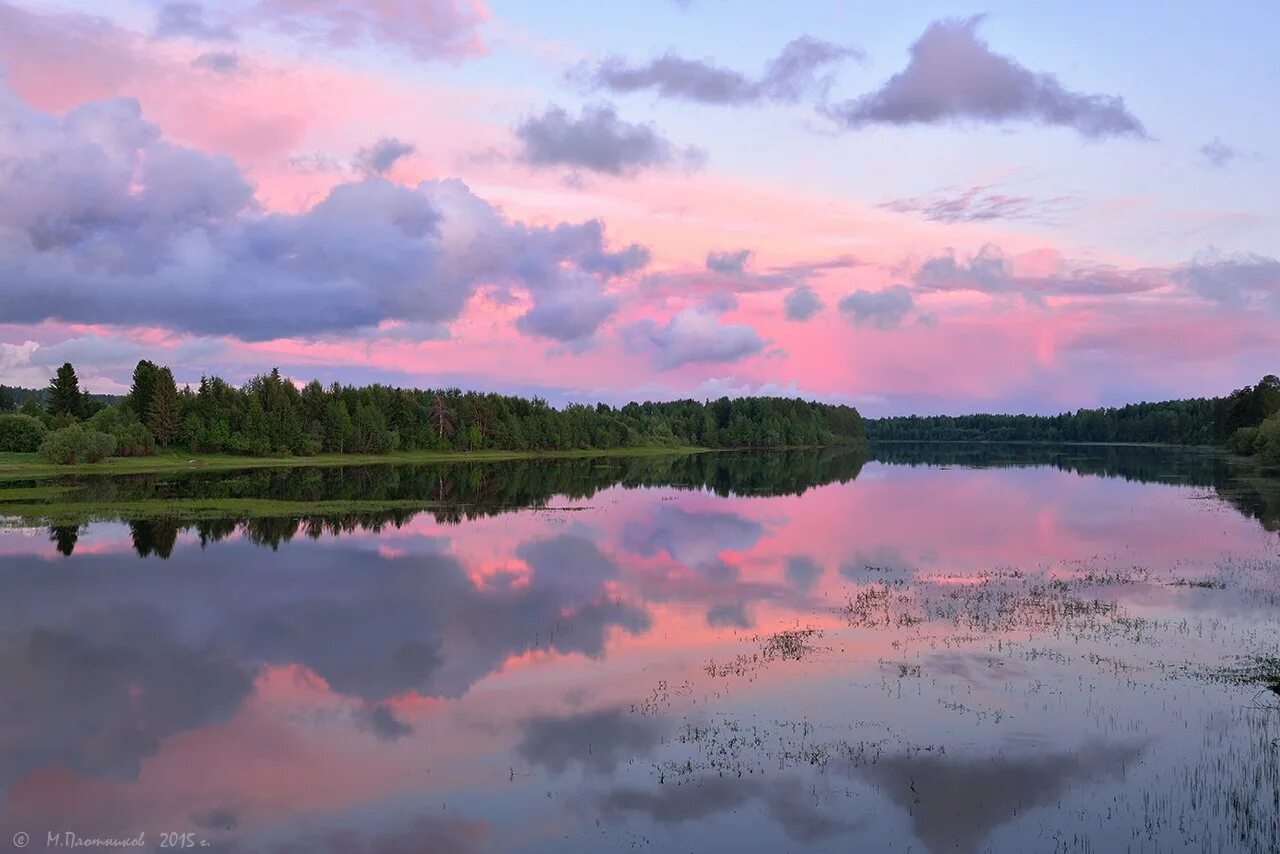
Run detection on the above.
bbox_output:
[0,83,647,343]
[516,706,666,774]
[0,531,660,812]
[515,534,622,600]
[707,248,751,274]
[1199,137,1241,168]
[645,251,859,298]
[624,306,765,369]
[515,103,704,176]
[826,16,1146,139]
[839,285,915,329]
[287,151,345,174]
[706,601,752,628]
[1173,252,1280,308]
[602,775,860,843]
[784,555,823,590]
[784,285,823,321]
[354,137,416,176]
[583,36,861,106]
[354,702,414,741]
[514,279,620,343]
[251,0,486,62]
[880,184,1073,224]
[158,0,485,62]
[191,50,240,73]
[913,244,1163,298]
[0,534,650,709]
[0,605,253,801]
[912,245,1280,308]
[154,2,236,41]
[624,505,764,568]
[860,741,1143,854]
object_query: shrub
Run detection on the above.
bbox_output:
[1255,414,1280,465]
[113,422,157,457]
[87,405,123,433]
[38,425,117,464]
[0,413,49,452]
[1227,426,1259,455]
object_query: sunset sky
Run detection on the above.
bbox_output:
[0,0,1276,415]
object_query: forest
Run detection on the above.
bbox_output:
[865,375,1280,464]
[3,362,1277,467]
[0,361,866,464]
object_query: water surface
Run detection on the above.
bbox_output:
[1,446,1278,852]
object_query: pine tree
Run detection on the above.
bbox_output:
[47,363,82,418]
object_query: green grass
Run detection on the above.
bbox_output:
[0,445,711,525]
[0,497,465,526]
[0,445,709,482]
[0,484,79,502]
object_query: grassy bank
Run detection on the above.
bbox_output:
[0,445,710,483]
[0,445,711,525]
[0,497,465,526]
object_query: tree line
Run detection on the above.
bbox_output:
[0,360,866,463]
[864,375,1280,465]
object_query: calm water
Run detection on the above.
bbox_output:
[1,446,1279,853]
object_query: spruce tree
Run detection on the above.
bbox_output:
[47,363,82,418]
[128,360,159,420]
[147,368,182,446]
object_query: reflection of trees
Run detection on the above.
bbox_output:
[129,519,179,559]
[871,442,1280,534]
[49,444,1280,559]
[195,518,238,547]
[59,449,865,512]
[77,450,864,558]
[869,442,1237,485]
[1218,478,1280,533]
[48,524,80,556]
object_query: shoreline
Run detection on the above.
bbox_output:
[0,445,713,482]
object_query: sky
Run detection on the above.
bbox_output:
[0,0,1276,416]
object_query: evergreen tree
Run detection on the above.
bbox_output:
[147,367,182,446]
[128,360,160,419]
[47,362,82,418]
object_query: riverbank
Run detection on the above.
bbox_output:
[0,445,711,482]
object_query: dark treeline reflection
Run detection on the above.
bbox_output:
[33,444,1280,558]
[58,448,867,508]
[868,442,1234,485]
[870,442,1280,532]
[54,515,433,558]
[41,450,868,557]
